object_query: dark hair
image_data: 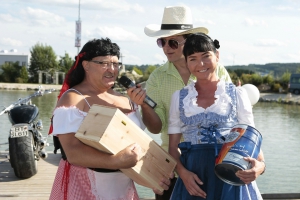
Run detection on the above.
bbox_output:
[183,33,220,61]
[183,34,191,39]
[68,38,120,88]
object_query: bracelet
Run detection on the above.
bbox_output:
[260,160,266,175]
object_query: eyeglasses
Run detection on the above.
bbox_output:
[156,38,186,49]
[89,60,122,69]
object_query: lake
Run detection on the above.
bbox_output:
[0,90,299,198]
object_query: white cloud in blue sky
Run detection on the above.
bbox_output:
[0,0,299,66]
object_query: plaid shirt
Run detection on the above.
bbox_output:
[145,61,231,151]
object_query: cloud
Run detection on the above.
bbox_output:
[93,27,140,42]
[285,51,300,61]
[0,14,20,23]
[154,53,165,64]
[130,4,145,13]
[59,31,73,38]
[254,39,285,47]
[19,7,65,26]
[0,38,23,46]
[87,1,144,13]
[274,6,294,11]
[194,18,215,25]
[244,18,267,27]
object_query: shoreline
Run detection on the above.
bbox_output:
[1,82,300,105]
[0,82,62,91]
[259,92,300,105]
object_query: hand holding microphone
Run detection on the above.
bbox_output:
[118,76,157,109]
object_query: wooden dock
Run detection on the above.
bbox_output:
[1,151,299,200]
[0,151,60,199]
[0,151,154,200]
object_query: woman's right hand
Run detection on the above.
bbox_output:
[113,143,141,169]
[180,169,207,198]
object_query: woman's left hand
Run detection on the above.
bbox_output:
[235,157,265,184]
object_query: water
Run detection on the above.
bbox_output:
[0,90,299,198]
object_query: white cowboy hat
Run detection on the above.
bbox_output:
[144,5,209,38]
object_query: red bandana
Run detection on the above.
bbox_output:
[48,52,86,135]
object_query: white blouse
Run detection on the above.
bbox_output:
[168,80,255,134]
[52,106,145,135]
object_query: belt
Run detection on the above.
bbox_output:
[88,168,120,173]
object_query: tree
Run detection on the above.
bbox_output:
[59,52,74,73]
[240,74,249,84]
[132,66,143,75]
[0,62,21,83]
[280,71,291,90]
[142,65,157,81]
[263,74,274,85]
[251,73,263,86]
[18,66,29,83]
[29,43,59,83]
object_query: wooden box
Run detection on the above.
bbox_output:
[75,104,176,192]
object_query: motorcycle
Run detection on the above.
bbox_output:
[0,86,55,179]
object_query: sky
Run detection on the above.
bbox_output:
[0,0,300,67]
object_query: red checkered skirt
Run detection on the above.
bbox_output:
[50,159,139,200]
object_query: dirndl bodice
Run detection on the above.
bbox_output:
[179,82,238,146]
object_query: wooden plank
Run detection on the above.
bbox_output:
[0,152,154,200]
[262,193,300,199]
[75,104,177,193]
[0,151,61,199]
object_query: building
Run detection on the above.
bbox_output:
[0,49,30,68]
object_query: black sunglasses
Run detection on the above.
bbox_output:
[156,38,186,49]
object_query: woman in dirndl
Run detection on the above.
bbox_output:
[168,33,266,200]
[49,38,170,200]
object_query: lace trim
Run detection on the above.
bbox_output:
[179,82,237,125]
[54,105,136,116]
[54,105,87,115]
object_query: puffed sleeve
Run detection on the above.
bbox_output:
[236,86,255,127]
[168,90,181,134]
[52,106,87,136]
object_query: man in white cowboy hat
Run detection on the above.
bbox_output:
[126,5,231,199]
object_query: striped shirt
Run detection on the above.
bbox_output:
[145,61,231,151]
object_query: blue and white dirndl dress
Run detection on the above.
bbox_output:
[169,82,262,200]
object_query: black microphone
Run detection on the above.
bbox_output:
[118,76,157,109]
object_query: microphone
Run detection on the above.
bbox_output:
[118,76,157,109]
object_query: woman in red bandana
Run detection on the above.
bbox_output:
[49,38,170,200]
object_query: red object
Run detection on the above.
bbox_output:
[48,52,86,135]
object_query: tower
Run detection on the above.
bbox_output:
[75,0,81,53]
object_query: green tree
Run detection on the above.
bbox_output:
[142,65,157,81]
[280,71,291,90]
[18,66,29,83]
[29,43,59,83]
[240,74,252,84]
[132,66,143,75]
[0,62,21,82]
[262,74,274,85]
[251,73,263,86]
[233,69,254,77]
[59,52,74,73]
[227,69,239,85]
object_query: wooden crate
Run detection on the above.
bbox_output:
[75,104,176,192]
